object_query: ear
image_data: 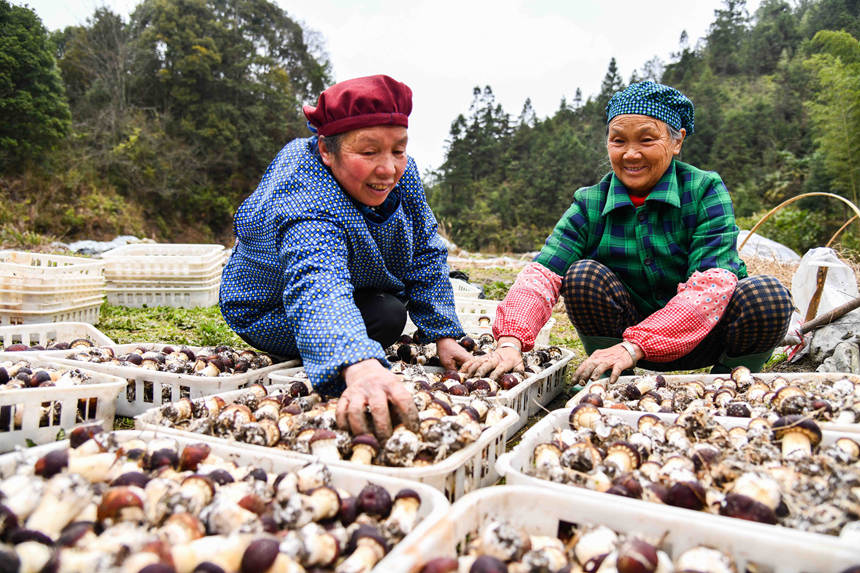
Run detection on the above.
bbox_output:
[673,128,687,156]
[318,138,333,167]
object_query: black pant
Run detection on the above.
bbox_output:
[353,289,408,349]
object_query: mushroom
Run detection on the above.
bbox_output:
[336,524,387,572]
[674,545,737,573]
[350,434,380,464]
[383,489,421,538]
[771,415,822,459]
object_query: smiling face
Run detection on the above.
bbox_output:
[318,125,408,207]
[607,115,685,195]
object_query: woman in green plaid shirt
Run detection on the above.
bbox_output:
[461,81,793,384]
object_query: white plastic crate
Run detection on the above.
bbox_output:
[383,485,860,573]
[100,243,225,279]
[450,277,482,298]
[136,384,519,502]
[568,372,860,434]
[105,278,220,308]
[0,429,450,572]
[44,343,299,416]
[0,322,114,350]
[0,359,124,452]
[0,251,105,290]
[0,299,102,326]
[496,409,860,548]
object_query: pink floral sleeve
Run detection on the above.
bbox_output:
[492,262,562,351]
[624,268,737,362]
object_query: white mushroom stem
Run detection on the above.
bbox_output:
[171,534,251,573]
[573,525,618,565]
[308,487,340,521]
[309,438,341,462]
[350,444,375,464]
[68,452,121,483]
[301,525,339,567]
[384,496,420,537]
[26,473,93,539]
[674,546,735,573]
[780,430,812,458]
[335,536,386,573]
[0,473,42,520]
[15,541,54,573]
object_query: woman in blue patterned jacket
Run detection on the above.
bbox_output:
[220,75,471,439]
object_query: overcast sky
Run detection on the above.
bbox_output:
[20,0,761,172]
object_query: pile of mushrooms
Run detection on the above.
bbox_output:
[385,335,566,398]
[0,359,105,428]
[419,518,746,573]
[152,383,509,467]
[0,426,424,572]
[62,345,277,377]
[527,404,860,537]
[573,366,860,425]
[3,338,97,352]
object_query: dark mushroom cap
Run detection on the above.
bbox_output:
[459,336,476,352]
[607,473,642,499]
[470,555,508,573]
[448,384,470,396]
[720,492,778,524]
[431,398,454,416]
[148,448,179,471]
[352,433,380,452]
[240,538,280,573]
[616,537,658,573]
[725,402,751,418]
[9,528,54,546]
[310,429,337,444]
[207,469,235,486]
[579,392,604,407]
[772,415,822,446]
[357,483,392,518]
[394,488,421,503]
[139,565,176,573]
[498,373,520,391]
[665,481,707,511]
[470,379,492,393]
[458,406,480,422]
[440,370,462,383]
[179,443,211,472]
[0,504,19,541]
[110,471,151,488]
[56,521,97,547]
[348,523,388,554]
[34,448,69,478]
[68,424,104,449]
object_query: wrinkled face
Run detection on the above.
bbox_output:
[607,115,685,195]
[319,126,408,207]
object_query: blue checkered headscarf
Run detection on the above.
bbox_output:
[605,81,695,134]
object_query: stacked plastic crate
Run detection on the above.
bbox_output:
[0,251,106,325]
[100,243,225,308]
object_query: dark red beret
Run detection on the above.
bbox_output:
[303,74,412,137]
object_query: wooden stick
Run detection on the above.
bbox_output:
[800,295,860,334]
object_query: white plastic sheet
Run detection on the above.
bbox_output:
[791,247,859,319]
[738,230,801,262]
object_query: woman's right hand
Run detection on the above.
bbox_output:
[337,359,419,440]
[459,337,525,380]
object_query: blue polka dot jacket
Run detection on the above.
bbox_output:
[220,136,464,394]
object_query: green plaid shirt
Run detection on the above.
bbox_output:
[536,160,747,315]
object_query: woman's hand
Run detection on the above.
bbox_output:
[572,342,643,386]
[459,336,525,380]
[337,359,418,440]
[436,337,473,370]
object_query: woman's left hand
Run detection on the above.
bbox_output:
[436,337,473,370]
[572,342,643,386]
